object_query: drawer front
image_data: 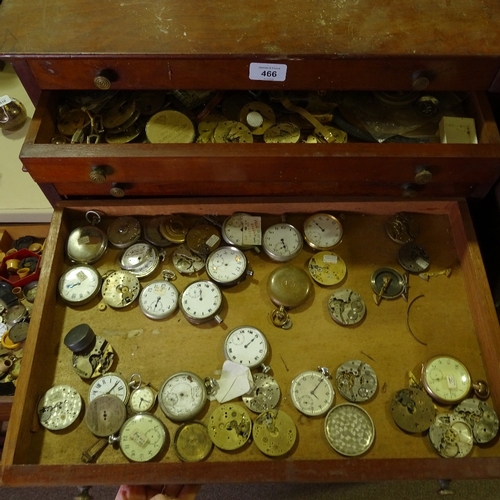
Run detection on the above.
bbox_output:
[27,57,500,91]
[2,198,500,485]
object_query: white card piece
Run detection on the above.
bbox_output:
[215,360,254,403]
[0,95,12,107]
[242,215,262,246]
[323,254,338,263]
[249,63,287,82]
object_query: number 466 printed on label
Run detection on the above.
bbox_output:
[249,63,287,82]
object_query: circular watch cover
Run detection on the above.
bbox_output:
[370,267,406,300]
[85,394,127,437]
[107,216,141,248]
[390,387,436,433]
[66,225,108,264]
[267,266,312,309]
[174,421,213,462]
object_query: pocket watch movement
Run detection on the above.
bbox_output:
[398,242,430,273]
[186,224,221,257]
[206,246,253,286]
[242,372,281,413]
[308,251,347,286]
[107,216,141,248]
[223,325,268,369]
[290,366,335,417]
[263,122,301,144]
[139,278,179,320]
[429,413,474,458]
[172,243,206,274]
[58,265,102,306]
[303,213,343,250]
[101,270,141,308]
[179,280,223,324]
[159,215,190,244]
[159,371,208,422]
[207,403,252,451]
[37,385,83,431]
[336,360,378,403]
[143,216,173,247]
[390,386,436,433]
[454,398,499,444]
[386,212,420,244]
[262,223,303,262]
[327,288,366,326]
[253,409,297,457]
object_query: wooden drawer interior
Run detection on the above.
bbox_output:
[2,198,500,485]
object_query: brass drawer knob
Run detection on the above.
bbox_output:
[411,71,433,91]
[414,167,433,185]
[401,183,418,198]
[89,166,107,184]
[93,69,118,90]
[110,183,126,198]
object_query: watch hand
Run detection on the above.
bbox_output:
[106,381,120,394]
[244,336,256,348]
[310,378,324,398]
[314,221,325,232]
[67,282,82,289]
[280,238,288,250]
[154,296,161,309]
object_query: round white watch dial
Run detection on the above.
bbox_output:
[58,265,102,306]
[221,213,253,249]
[223,325,268,368]
[206,246,251,286]
[139,280,179,320]
[290,368,335,417]
[120,242,159,278]
[303,213,343,250]
[37,385,82,431]
[179,280,223,324]
[262,223,303,262]
[89,372,130,404]
[129,385,157,413]
[159,371,207,422]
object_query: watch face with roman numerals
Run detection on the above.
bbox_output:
[223,326,268,368]
[88,373,130,404]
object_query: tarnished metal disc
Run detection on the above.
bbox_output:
[174,421,213,462]
[239,101,275,135]
[146,110,195,143]
[57,108,90,136]
[212,120,253,143]
[324,403,375,456]
[66,225,108,264]
[267,266,312,309]
[102,99,137,129]
[159,215,190,244]
[386,212,420,244]
[242,373,281,413]
[207,403,252,451]
[263,122,301,144]
[143,216,173,247]
[107,216,141,248]
[253,410,296,457]
[390,387,436,433]
[370,267,405,300]
[336,360,377,402]
[429,414,474,458]
[398,242,430,273]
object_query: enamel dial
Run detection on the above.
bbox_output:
[159,371,207,422]
[118,414,167,462]
[129,385,157,413]
[101,270,141,308]
[139,280,179,320]
[290,367,335,417]
[223,325,268,368]
[221,213,254,249]
[421,355,472,404]
[37,385,82,431]
[88,372,131,404]
[303,213,343,250]
[58,265,102,306]
[179,280,223,324]
[262,223,303,262]
[206,246,252,286]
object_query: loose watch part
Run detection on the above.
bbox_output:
[143,216,173,247]
[37,385,83,431]
[390,387,436,433]
[85,394,128,437]
[64,323,115,379]
[421,355,473,404]
[336,360,378,403]
[66,211,108,264]
[308,251,347,286]
[139,278,179,320]
[262,223,303,262]
[263,122,301,143]
[386,213,420,244]
[327,288,366,326]
[179,280,223,324]
[112,413,167,462]
[213,120,253,143]
[239,101,275,135]
[172,243,206,275]
[370,267,406,304]
[3,303,29,327]
[145,110,195,143]
[223,325,268,369]
[159,215,190,244]
[290,366,335,417]
[242,372,281,413]
[454,398,499,444]
[119,242,160,278]
[221,212,260,249]
[8,321,29,344]
[428,413,474,458]
[398,242,430,273]
[159,371,208,422]
[303,213,343,250]
[128,373,156,413]
[186,224,221,257]
[101,270,141,308]
[253,409,297,457]
[88,372,131,404]
[174,421,213,462]
[207,403,252,451]
[23,280,39,303]
[58,265,102,306]
[107,216,141,249]
[324,403,375,457]
[206,246,253,286]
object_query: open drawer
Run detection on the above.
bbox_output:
[2,197,500,486]
[20,91,500,201]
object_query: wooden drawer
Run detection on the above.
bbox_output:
[2,197,500,486]
[20,91,500,201]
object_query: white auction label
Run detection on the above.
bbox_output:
[249,63,287,82]
[0,95,12,106]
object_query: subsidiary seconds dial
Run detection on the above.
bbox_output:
[139,280,179,320]
[303,213,343,250]
[179,280,223,324]
[263,223,303,262]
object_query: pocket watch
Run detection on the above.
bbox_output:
[370,267,406,304]
[172,243,206,275]
[186,224,221,257]
[159,215,190,244]
[66,211,108,264]
[206,246,253,286]
[454,398,499,444]
[139,275,179,320]
[207,403,252,451]
[262,223,303,262]
[128,373,157,413]
[335,360,378,403]
[308,251,347,286]
[303,213,343,250]
[390,386,436,433]
[327,288,366,326]
[290,366,335,417]
[421,355,473,404]
[88,372,131,404]
[107,216,141,248]
[223,325,268,369]
[101,270,141,308]
[386,212,420,244]
[119,242,160,278]
[85,394,128,437]
[58,265,102,306]
[174,421,213,462]
[37,385,83,431]
[221,213,257,249]
[253,409,297,457]
[179,280,223,324]
[23,280,39,303]
[111,413,167,462]
[3,303,29,327]
[158,371,208,422]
